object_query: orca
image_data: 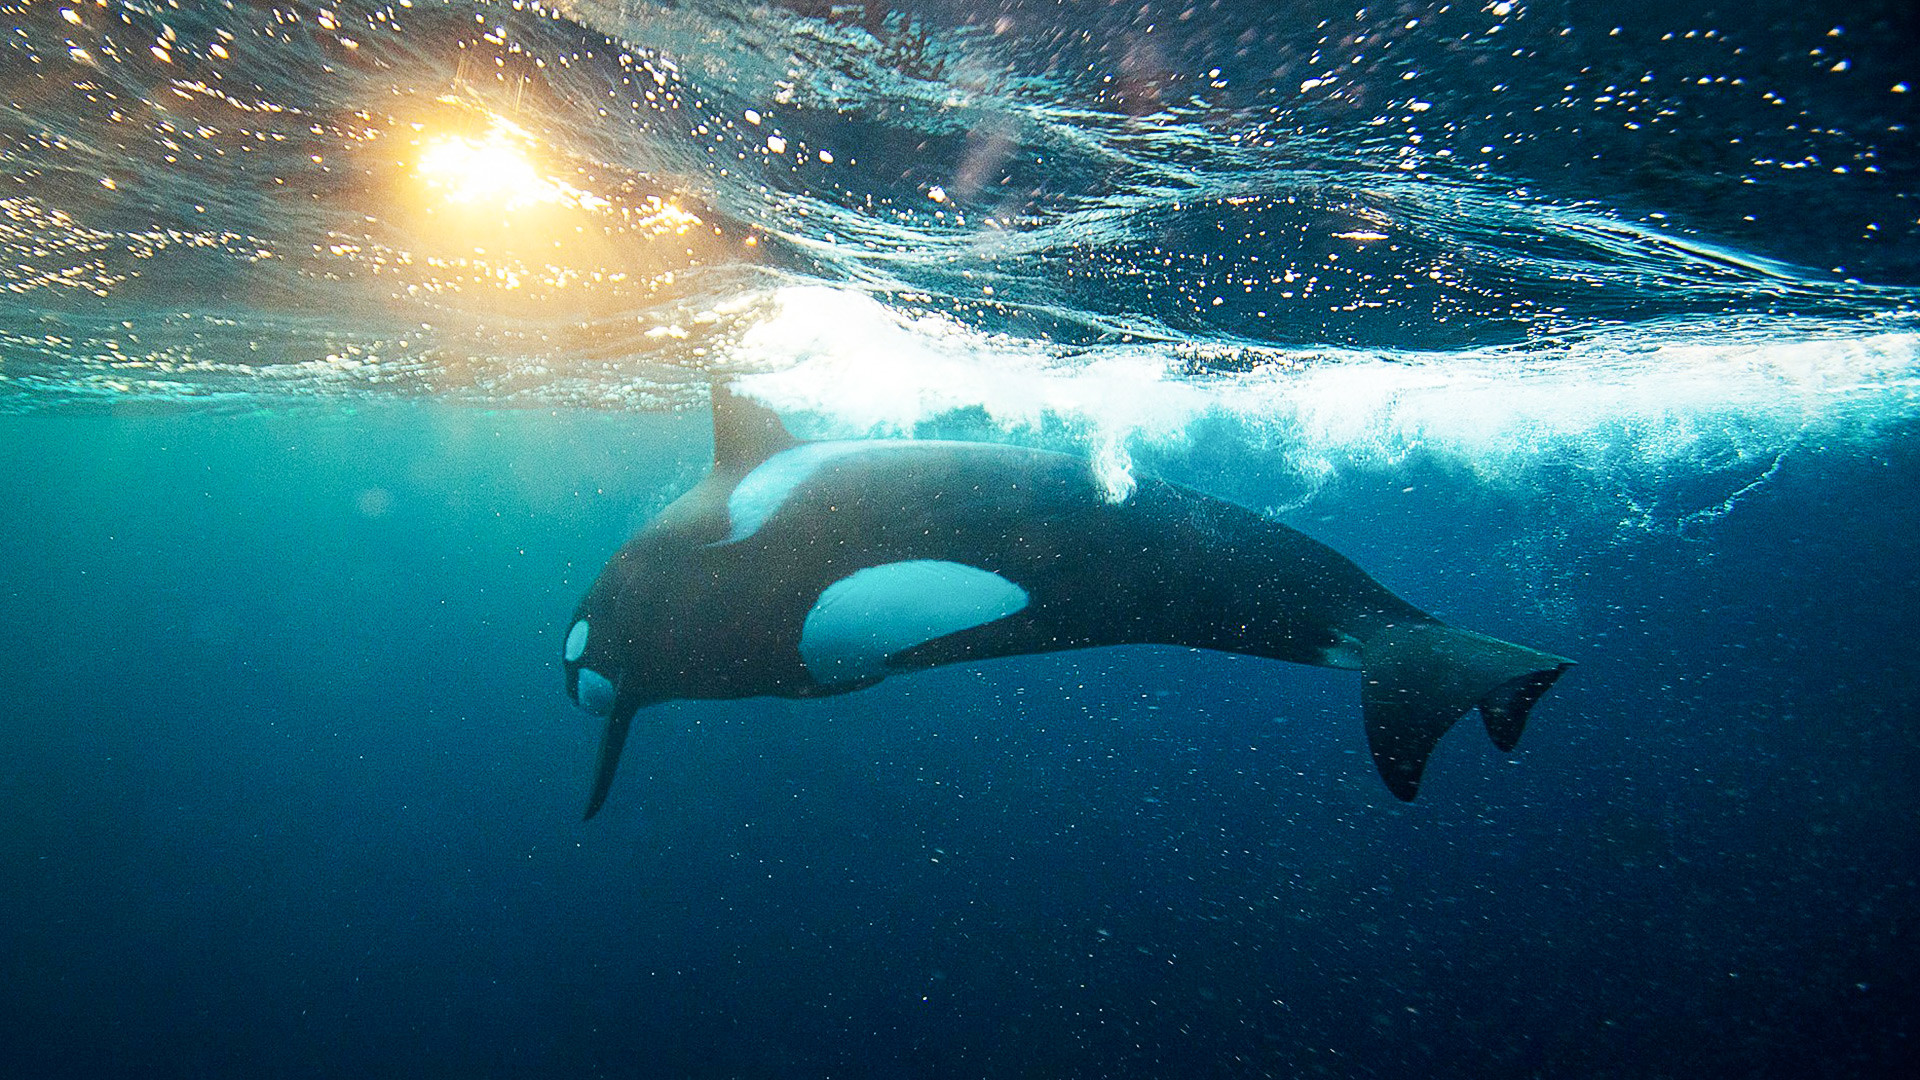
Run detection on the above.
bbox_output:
[563,385,1573,819]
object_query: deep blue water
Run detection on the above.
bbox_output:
[3,1,1919,1077]
[4,407,1915,1078]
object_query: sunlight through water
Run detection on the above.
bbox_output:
[414,115,608,212]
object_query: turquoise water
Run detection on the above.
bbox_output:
[1,1,1916,1076]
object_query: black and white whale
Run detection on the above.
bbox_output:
[563,386,1573,819]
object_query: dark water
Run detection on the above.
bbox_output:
[2,1,1918,1077]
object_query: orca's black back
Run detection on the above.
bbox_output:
[712,441,1428,677]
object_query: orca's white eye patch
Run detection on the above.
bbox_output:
[565,619,589,662]
[574,668,616,716]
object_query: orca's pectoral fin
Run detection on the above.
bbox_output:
[1360,622,1574,801]
[583,709,636,821]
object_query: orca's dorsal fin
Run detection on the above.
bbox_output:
[711,381,797,472]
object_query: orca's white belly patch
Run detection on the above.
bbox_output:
[799,560,1029,685]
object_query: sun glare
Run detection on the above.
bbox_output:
[415,121,606,212]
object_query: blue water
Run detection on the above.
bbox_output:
[2,1,1917,1076]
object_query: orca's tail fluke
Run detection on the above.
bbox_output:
[582,710,635,820]
[1360,622,1574,801]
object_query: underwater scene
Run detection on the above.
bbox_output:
[1,0,1916,1076]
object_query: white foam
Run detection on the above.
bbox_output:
[735,286,1211,500]
[732,286,1920,498]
